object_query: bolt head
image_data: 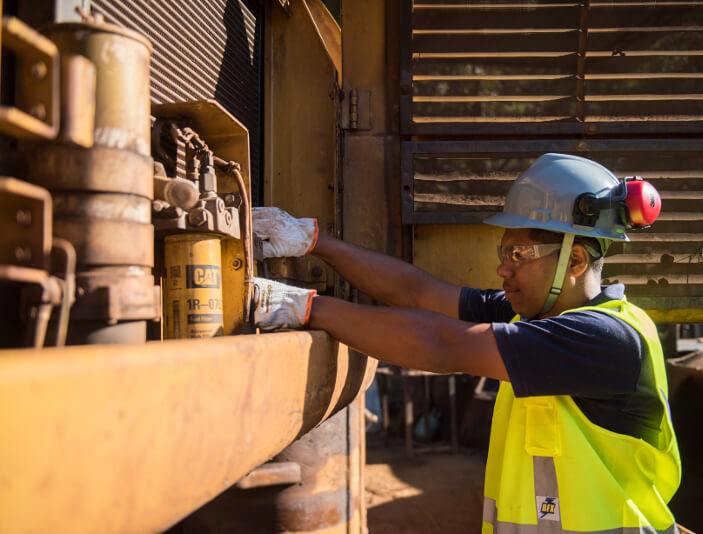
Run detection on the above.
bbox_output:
[15,209,32,226]
[14,246,31,263]
[30,104,47,120]
[30,61,47,80]
[189,208,207,226]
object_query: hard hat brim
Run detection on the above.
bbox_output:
[483,212,629,242]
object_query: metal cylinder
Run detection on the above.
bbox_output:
[270,402,364,533]
[40,21,152,156]
[164,234,224,339]
[25,21,156,345]
[170,401,366,533]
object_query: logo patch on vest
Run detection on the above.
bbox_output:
[536,496,560,522]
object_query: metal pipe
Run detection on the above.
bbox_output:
[0,331,377,534]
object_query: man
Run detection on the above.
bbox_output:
[252,153,680,533]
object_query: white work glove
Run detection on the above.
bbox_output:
[252,207,318,258]
[253,277,317,331]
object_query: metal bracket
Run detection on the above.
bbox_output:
[236,461,301,489]
[0,17,60,140]
[261,255,329,293]
[0,177,52,271]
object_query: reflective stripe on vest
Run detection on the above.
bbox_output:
[482,298,681,533]
[483,495,680,534]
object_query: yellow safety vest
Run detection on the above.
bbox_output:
[482,298,681,534]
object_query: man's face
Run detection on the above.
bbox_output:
[496,228,560,318]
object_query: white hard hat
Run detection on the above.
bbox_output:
[484,153,628,247]
[485,153,627,315]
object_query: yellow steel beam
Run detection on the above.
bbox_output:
[0,331,376,534]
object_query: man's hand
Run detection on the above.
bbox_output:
[252,207,318,258]
[253,277,317,331]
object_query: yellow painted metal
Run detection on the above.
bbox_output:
[340,0,403,259]
[152,100,251,335]
[0,330,376,534]
[164,234,224,339]
[0,16,60,140]
[304,0,342,81]
[264,0,337,233]
[644,309,703,325]
[413,224,504,289]
[341,0,389,134]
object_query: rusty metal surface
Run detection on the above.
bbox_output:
[175,402,365,534]
[70,267,159,322]
[54,219,154,267]
[0,330,375,534]
[236,462,302,490]
[0,17,60,140]
[0,177,52,271]
[402,1,703,135]
[264,256,329,293]
[26,144,154,197]
[40,20,152,156]
[20,20,158,344]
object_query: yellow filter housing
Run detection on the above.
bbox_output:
[164,234,224,338]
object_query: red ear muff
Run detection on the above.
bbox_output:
[625,179,661,227]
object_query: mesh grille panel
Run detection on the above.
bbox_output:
[91,0,264,204]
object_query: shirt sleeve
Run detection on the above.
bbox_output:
[492,310,643,398]
[458,287,515,323]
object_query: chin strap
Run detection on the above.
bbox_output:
[539,232,575,315]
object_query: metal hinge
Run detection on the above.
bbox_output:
[346,88,371,130]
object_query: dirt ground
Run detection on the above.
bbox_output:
[365,436,487,534]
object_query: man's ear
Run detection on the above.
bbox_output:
[570,244,590,277]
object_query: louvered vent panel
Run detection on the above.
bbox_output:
[91,0,264,204]
[402,1,703,135]
[401,2,703,311]
[402,139,703,310]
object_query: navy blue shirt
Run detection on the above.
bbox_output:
[459,284,663,443]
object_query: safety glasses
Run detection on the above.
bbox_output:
[497,243,561,266]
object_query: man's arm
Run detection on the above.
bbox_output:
[312,233,462,318]
[309,295,509,381]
